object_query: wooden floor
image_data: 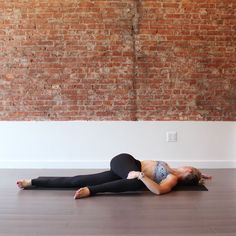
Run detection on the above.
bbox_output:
[0,169,236,236]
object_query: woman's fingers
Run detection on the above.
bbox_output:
[127,171,139,179]
[201,174,212,179]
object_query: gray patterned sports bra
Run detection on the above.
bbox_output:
[154,161,170,183]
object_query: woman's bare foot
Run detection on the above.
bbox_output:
[17,179,32,189]
[74,187,91,199]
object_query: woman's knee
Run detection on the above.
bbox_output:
[110,153,134,168]
[110,153,139,178]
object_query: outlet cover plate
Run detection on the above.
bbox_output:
[166,132,177,142]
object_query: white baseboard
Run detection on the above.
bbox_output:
[1,160,235,169]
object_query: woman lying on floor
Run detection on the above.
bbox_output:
[17,153,212,199]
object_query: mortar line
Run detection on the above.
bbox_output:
[130,0,141,121]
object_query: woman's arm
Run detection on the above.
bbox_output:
[127,171,178,195]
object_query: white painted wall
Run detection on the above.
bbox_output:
[0,121,235,169]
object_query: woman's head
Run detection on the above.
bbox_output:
[178,166,202,186]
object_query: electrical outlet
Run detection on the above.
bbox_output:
[166,132,177,142]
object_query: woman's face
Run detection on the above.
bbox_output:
[180,166,201,178]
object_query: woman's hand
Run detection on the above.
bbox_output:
[127,171,140,179]
[201,173,212,179]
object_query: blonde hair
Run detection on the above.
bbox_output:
[179,168,203,186]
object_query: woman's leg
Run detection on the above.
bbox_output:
[87,153,146,195]
[31,171,120,188]
[110,153,142,178]
[88,178,146,195]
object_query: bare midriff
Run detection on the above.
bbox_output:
[140,160,157,180]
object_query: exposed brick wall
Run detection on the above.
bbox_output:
[0,0,235,121]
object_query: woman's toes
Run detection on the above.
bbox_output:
[17,180,23,188]
[16,180,32,189]
[74,190,80,199]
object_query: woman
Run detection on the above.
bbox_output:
[17,153,212,199]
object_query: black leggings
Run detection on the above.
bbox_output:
[31,153,146,195]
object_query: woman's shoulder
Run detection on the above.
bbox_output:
[160,173,178,185]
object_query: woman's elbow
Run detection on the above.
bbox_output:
[157,187,171,195]
[152,190,163,195]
